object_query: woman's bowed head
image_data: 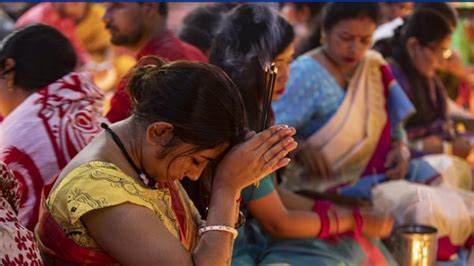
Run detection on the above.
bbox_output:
[122,56,297,186]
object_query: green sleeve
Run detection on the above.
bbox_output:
[241,175,275,204]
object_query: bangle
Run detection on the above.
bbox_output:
[198,225,238,240]
[312,200,332,238]
[352,207,363,236]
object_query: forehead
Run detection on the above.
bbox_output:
[330,17,376,36]
[275,43,295,61]
[181,142,230,160]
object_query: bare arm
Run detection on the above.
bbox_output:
[250,189,394,239]
[247,190,354,238]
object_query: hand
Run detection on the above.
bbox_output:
[422,136,443,154]
[214,125,297,191]
[360,210,394,239]
[452,136,471,159]
[295,141,333,179]
[384,142,410,180]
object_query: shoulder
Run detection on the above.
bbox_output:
[48,161,156,223]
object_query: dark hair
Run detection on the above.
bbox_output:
[279,2,326,20]
[322,2,381,32]
[178,3,236,54]
[127,56,247,151]
[389,10,452,128]
[0,24,76,91]
[158,2,168,17]
[209,4,294,130]
[414,2,458,28]
[294,3,327,57]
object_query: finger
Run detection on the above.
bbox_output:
[269,158,291,173]
[262,148,291,173]
[255,127,296,152]
[244,130,256,140]
[249,125,287,150]
[262,138,297,163]
[283,139,298,152]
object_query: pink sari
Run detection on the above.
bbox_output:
[0,72,106,230]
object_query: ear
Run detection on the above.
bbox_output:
[1,58,16,84]
[145,122,174,146]
[405,37,419,59]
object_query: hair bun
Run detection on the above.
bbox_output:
[126,55,168,106]
[136,55,167,69]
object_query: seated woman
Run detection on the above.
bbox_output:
[210,4,395,265]
[386,10,473,160]
[273,3,474,262]
[36,56,297,264]
[0,24,106,230]
[0,161,42,264]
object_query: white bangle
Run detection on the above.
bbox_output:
[198,225,238,240]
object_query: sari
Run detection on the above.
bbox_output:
[36,161,200,264]
[0,72,106,230]
[0,161,42,265]
[273,50,474,262]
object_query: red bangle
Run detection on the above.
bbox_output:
[312,200,332,238]
[352,207,363,236]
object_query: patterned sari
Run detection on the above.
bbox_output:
[0,161,42,265]
[0,72,106,230]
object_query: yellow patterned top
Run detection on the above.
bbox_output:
[46,161,201,250]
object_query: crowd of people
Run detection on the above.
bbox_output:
[0,2,474,265]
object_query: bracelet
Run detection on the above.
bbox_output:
[312,200,332,239]
[198,225,238,240]
[352,207,363,236]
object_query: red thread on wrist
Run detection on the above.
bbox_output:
[312,200,332,238]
